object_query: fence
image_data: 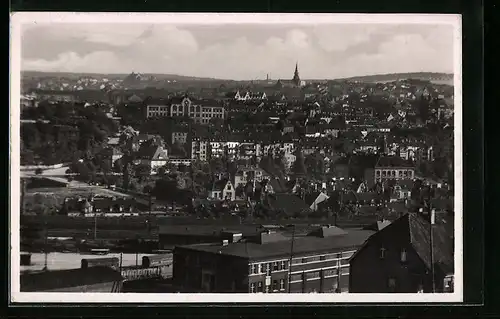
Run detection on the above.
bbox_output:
[121,265,172,281]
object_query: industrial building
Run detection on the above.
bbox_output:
[172,225,374,293]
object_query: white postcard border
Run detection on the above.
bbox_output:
[9,12,463,304]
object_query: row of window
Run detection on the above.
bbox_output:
[290,267,349,282]
[376,170,414,177]
[249,260,288,275]
[291,251,355,265]
[250,279,286,293]
[248,252,356,275]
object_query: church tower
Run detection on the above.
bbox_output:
[292,62,301,87]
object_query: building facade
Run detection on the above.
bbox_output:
[191,138,209,161]
[145,96,225,124]
[172,227,373,293]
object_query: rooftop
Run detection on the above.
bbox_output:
[375,156,415,168]
[178,228,374,262]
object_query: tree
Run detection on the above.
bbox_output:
[134,164,152,182]
[291,149,307,177]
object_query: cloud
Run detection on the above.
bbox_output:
[21,23,455,79]
[342,31,453,76]
[22,51,120,73]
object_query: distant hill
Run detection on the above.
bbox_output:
[22,70,454,85]
[335,72,454,84]
[21,70,228,82]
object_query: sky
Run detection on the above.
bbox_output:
[20,23,455,80]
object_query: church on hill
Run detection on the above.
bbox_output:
[274,62,306,89]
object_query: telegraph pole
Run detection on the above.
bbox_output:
[43,219,48,271]
[287,224,296,293]
[430,207,436,293]
[93,213,97,240]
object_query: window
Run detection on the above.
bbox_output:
[290,274,302,282]
[227,184,232,190]
[302,257,309,264]
[280,261,286,270]
[279,279,285,291]
[257,281,263,292]
[323,269,337,278]
[380,247,386,259]
[272,280,279,291]
[273,262,279,271]
[265,263,271,273]
[320,255,326,261]
[388,278,396,290]
[306,271,321,280]
[258,264,264,274]
[253,264,258,274]
[401,249,407,263]
[309,256,321,262]
[250,282,256,293]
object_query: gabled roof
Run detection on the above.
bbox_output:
[136,144,163,160]
[375,156,414,168]
[21,266,123,292]
[212,179,230,192]
[351,213,454,275]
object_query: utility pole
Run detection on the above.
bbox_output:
[287,224,296,293]
[93,213,97,240]
[430,206,436,293]
[43,219,48,271]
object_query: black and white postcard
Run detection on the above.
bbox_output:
[10,12,462,303]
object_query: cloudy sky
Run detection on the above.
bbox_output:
[21,23,455,80]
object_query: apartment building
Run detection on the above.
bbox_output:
[191,138,209,162]
[172,226,373,293]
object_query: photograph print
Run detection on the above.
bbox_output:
[10,13,462,303]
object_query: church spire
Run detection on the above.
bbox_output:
[292,62,301,86]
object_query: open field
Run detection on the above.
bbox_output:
[24,186,131,212]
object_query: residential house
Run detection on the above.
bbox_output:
[390,181,413,202]
[349,213,454,293]
[101,147,124,168]
[134,145,169,173]
[209,179,236,201]
[233,168,266,189]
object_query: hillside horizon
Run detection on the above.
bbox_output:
[21,70,454,84]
